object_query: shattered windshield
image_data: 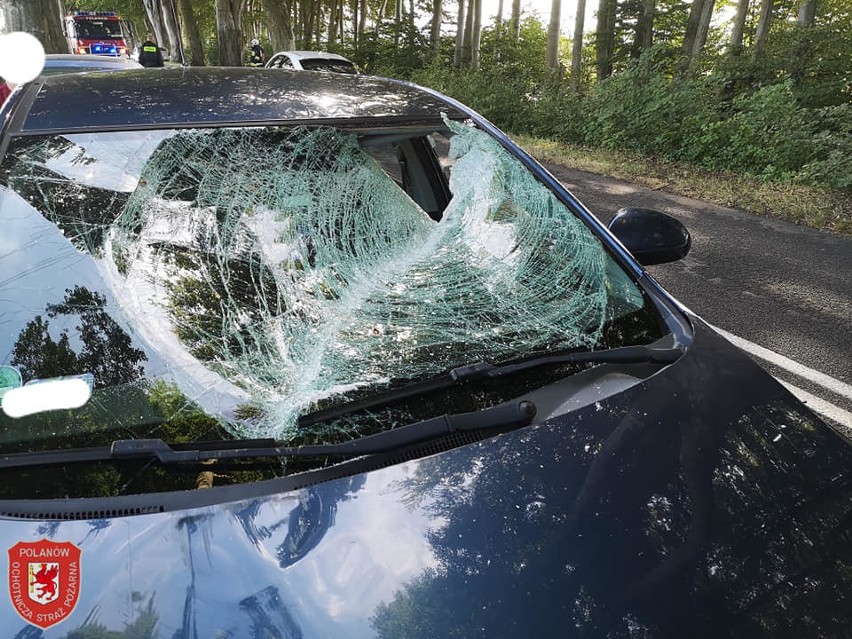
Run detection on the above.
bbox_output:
[0,119,662,449]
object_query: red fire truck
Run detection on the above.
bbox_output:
[63,11,136,57]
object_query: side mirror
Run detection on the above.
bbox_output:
[607,208,691,266]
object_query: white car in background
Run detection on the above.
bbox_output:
[265,50,358,74]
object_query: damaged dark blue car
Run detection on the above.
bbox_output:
[0,68,850,638]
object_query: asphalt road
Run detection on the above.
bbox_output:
[542,162,852,436]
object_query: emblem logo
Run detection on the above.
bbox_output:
[8,540,81,629]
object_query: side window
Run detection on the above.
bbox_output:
[428,131,454,182]
[269,55,290,69]
[361,134,452,221]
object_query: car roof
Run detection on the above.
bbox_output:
[42,54,143,70]
[14,67,467,134]
[45,54,136,62]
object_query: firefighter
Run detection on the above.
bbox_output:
[138,34,164,68]
[248,38,265,67]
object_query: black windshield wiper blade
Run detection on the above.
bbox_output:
[0,399,536,470]
[298,342,683,427]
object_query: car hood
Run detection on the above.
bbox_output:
[2,320,851,638]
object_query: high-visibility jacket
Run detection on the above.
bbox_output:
[138,40,164,68]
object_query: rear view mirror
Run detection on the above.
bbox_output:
[607,208,691,266]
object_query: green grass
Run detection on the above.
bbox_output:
[513,134,852,236]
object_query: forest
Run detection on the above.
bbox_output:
[6,0,852,194]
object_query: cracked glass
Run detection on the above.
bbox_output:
[0,119,662,447]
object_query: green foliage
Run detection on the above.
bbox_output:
[579,65,851,189]
[413,62,539,132]
[583,47,723,159]
[60,0,852,193]
[60,593,158,638]
[716,22,852,109]
[424,30,851,192]
[351,19,436,77]
[695,81,818,181]
[798,103,852,189]
[411,18,551,132]
[528,75,589,142]
[607,0,692,76]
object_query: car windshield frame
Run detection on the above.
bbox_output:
[0,93,677,484]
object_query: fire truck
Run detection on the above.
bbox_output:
[63,11,136,57]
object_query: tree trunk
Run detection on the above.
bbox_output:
[328,0,340,48]
[471,0,482,68]
[177,0,205,65]
[263,0,295,52]
[546,0,561,69]
[680,0,706,71]
[141,0,167,49]
[160,0,185,65]
[496,0,504,25]
[302,1,317,49]
[454,0,466,66]
[462,0,474,65]
[430,0,443,50]
[728,0,750,54]
[569,0,586,92]
[0,0,67,54]
[510,0,521,39]
[790,0,817,82]
[215,0,243,66]
[753,0,774,54]
[297,0,306,48]
[395,0,402,47]
[595,0,615,80]
[350,0,358,47]
[689,0,715,69]
[631,0,654,58]
[359,0,368,35]
[310,1,320,48]
[797,0,816,27]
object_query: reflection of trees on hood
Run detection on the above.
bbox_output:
[173,512,308,637]
[10,593,159,638]
[231,474,366,569]
[13,626,42,639]
[11,285,146,387]
[54,593,158,639]
[276,475,365,569]
[239,586,303,639]
[371,348,852,638]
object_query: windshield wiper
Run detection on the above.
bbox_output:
[298,342,683,427]
[0,399,536,471]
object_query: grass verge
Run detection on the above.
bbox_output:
[513,134,852,236]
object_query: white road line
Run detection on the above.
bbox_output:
[709,324,852,431]
[711,325,852,401]
[776,380,852,437]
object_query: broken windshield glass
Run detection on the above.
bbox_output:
[0,120,660,442]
